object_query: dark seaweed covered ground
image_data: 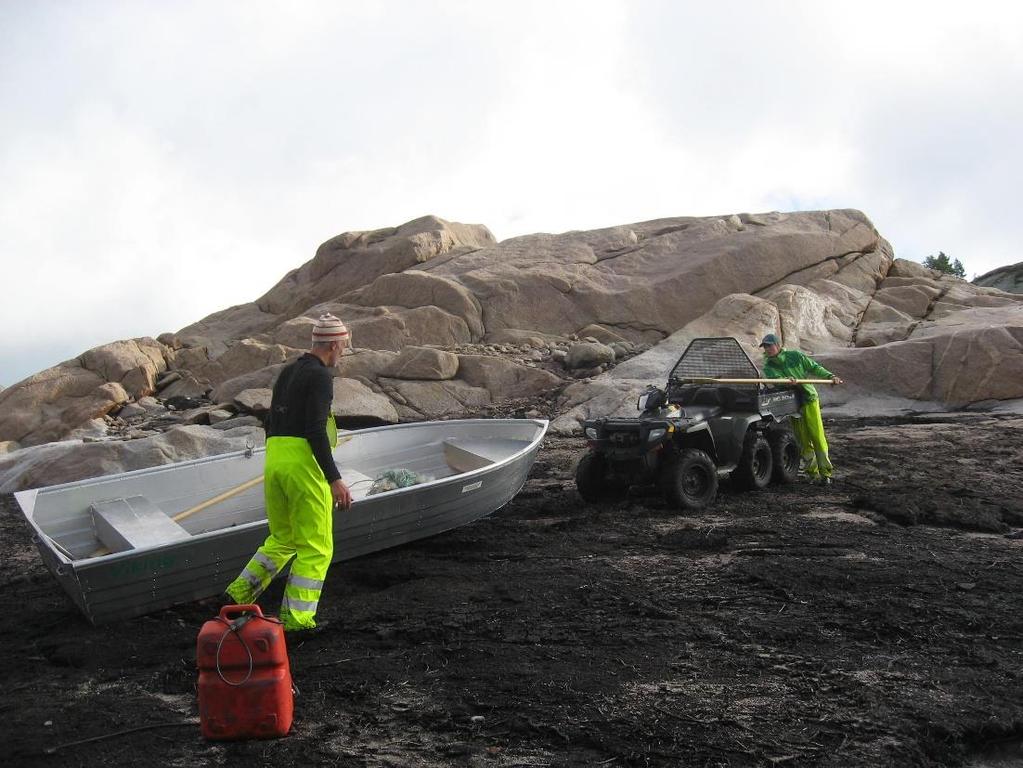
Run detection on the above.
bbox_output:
[2,414,1022,767]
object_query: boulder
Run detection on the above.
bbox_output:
[565,342,616,370]
[456,356,563,400]
[576,324,629,345]
[137,396,165,412]
[78,338,169,399]
[871,283,942,318]
[377,378,490,419]
[888,258,940,280]
[158,372,211,400]
[210,364,286,405]
[207,409,234,425]
[343,270,485,340]
[334,350,399,394]
[197,339,298,387]
[610,342,633,360]
[0,336,171,445]
[383,346,459,380]
[331,378,400,423]
[116,402,148,420]
[234,388,272,414]
[67,418,109,441]
[169,345,211,371]
[0,363,130,447]
[211,415,263,431]
[0,424,265,493]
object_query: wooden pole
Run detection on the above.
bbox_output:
[171,476,263,523]
[676,377,839,385]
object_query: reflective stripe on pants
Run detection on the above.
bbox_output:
[225,436,334,630]
[791,399,833,478]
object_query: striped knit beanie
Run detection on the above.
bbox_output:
[311,312,349,344]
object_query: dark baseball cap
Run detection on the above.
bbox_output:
[759,333,780,347]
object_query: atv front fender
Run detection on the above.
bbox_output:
[708,413,762,466]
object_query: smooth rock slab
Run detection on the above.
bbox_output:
[0,424,266,493]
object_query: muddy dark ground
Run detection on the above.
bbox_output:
[2,414,1023,767]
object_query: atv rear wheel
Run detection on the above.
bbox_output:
[660,448,718,511]
[768,429,800,484]
[575,451,629,502]
[732,433,773,490]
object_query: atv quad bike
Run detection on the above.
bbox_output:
[576,337,801,511]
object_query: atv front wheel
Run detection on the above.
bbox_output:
[575,451,629,502]
[732,433,773,490]
[660,448,718,511]
[768,429,800,484]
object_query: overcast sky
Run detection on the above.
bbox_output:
[2,0,1021,386]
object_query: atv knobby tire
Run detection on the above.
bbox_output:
[660,448,718,511]
[575,451,629,503]
[768,429,800,484]
[732,433,773,490]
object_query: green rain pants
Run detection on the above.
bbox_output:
[791,399,834,479]
[226,437,334,631]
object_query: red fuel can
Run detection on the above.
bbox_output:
[196,604,293,740]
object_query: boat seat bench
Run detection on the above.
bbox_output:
[443,438,529,473]
[90,496,190,553]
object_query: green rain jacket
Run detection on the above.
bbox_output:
[762,349,834,403]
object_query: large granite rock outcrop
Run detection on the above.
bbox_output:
[0,338,169,447]
[421,210,882,345]
[6,208,1023,489]
[552,259,1023,432]
[174,216,494,350]
[974,261,1023,295]
[0,424,264,494]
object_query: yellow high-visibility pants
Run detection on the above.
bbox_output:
[791,399,833,479]
[226,437,334,631]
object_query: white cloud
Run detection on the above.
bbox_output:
[1,0,1022,385]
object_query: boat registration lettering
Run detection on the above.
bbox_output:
[461,481,483,493]
[110,553,177,579]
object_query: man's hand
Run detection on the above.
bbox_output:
[832,376,844,385]
[788,377,798,384]
[330,479,352,512]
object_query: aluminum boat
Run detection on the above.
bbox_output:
[14,418,548,624]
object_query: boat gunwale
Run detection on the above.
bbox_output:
[17,418,549,568]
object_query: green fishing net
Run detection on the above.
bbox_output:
[367,468,427,496]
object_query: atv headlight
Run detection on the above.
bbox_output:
[585,427,599,440]
[647,428,666,442]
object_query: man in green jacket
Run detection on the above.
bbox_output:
[759,333,843,485]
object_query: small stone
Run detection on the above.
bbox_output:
[207,409,234,425]
[117,402,147,420]
[156,371,182,388]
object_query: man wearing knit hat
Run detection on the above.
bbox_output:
[225,312,352,632]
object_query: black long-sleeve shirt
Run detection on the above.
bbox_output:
[265,353,341,483]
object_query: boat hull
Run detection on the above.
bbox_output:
[15,419,548,625]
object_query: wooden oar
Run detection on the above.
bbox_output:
[88,433,356,558]
[676,377,839,385]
